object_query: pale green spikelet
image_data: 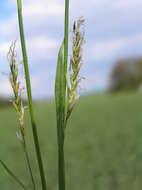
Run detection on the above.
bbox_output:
[66,17,85,122]
[8,42,25,142]
[8,42,36,190]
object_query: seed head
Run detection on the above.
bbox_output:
[8,42,25,142]
[66,17,85,122]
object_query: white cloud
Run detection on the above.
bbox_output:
[23,1,64,18]
[0,79,12,96]
[0,16,17,37]
[89,33,142,61]
[0,0,64,38]
[0,36,58,62]
[112,0,142,10]
[9,0,64,17]
[0,42,11,56]
[0,0,62,63]
[29,71,55,98]
[82,71,109,93]
[27,36,59,60]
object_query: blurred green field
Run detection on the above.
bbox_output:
[1,93,142,190]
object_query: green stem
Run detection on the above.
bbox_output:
[57,135,65,190]
[63,0,69,109]
[17,1,47,190]
[0,160,28,190]
[23,138,36,190]
[57,1,69,190]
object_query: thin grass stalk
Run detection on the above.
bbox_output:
[56,1,69,190]
[59,1,69,189]
[23,138,36,190]
[16,1,47,190]
[63,0,69,113]
[0,160,28,190]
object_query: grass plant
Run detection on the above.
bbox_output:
[0,1,84,190]
[8,42,36,190]
[55,1,85,189]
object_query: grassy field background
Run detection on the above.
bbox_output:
[1,92,142,190]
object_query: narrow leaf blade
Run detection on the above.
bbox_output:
[55,42,66,189]
[55,41,65,128]
[0,160,28,190]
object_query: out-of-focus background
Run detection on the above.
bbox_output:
[1,0,142,189]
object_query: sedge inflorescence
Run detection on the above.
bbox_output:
[66,17,85,122]
[8,42,25,142]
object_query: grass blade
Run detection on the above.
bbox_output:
[17,1,47,190]
[63,0,69,111]
[55,42,66,190]
[23,140,37,190]
[0,160,28,190]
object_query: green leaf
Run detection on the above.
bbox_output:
[0,160,28,190]
[55,41,66,190]
[55,41,65,132]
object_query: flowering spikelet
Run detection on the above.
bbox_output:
[66,17,85,122]
[8,42,25,141]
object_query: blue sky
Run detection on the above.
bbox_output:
[0,0,142,98]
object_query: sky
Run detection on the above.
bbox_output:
[0,0,142,98]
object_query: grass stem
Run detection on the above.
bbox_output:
[57,1,69,190]
[17,1,47,190]
[64,0,69,109]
